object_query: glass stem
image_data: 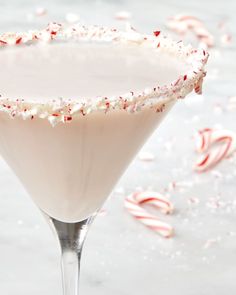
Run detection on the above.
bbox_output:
[47,215,95,295]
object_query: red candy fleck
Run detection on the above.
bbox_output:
[174,78,181,86]
[15,37,22,45]
[80,110,86,116]
[154,31,161,37]
[184,74,187,80]
[0,40,7,45]
[64,116,72,121]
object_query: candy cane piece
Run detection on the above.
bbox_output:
[195,128,213,153]
[196,128,236,153]
[194,129,236,172]
[167,14,214,48]
[125,191,174,238]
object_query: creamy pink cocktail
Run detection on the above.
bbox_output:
[0,40,189,222]
[0,24,208,295]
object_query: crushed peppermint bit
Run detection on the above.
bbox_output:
[0,39,7,45]
[115,11,131,21]
[97,208,107,217]
[221,33,232,45]
[154,30,161,37]
[138,151,155,161]
[203,237,221,249]
[0,23,208,126]
[227,96,236,111]
[35,7,47,16]
[15,37,22,45]
[188,197,200,205]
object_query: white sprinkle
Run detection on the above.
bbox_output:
[138,151,155,161]
[65,13,80,24]
[221,33,232,45]
[203,237,221,249]
[35,7,47,16]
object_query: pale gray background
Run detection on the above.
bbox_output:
[0,0,236,294]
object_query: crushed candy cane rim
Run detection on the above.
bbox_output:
[0,22,209,125]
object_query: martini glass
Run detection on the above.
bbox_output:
[0,24,208,295]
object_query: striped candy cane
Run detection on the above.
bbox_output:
[194,128,236,172]
[125,191,174,238]
[167,14,214,48]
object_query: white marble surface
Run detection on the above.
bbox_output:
[0,0,236,294]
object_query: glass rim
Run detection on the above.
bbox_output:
[0,23,209,125]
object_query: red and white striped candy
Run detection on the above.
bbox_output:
[167,14,214,48]
[195,128,214,153]
[125,191,174,238]
[194,128,236,172]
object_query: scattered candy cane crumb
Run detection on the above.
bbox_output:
[203,237,221,249]
[138,151,155,161]
[35,7,47,16]
[210,170,223,179]
[188,197,200,205]
[206,197,225,209]
[221,33,232,45]
[115,11,131,21]
[125,191,174,238]
[218,20,232,46]
[98,208,107,217]
[168,181,193,192]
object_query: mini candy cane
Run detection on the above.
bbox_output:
[195,128,236,153]
[125,191,174,238]
[167,14,214,48]
[194,128,236,172]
